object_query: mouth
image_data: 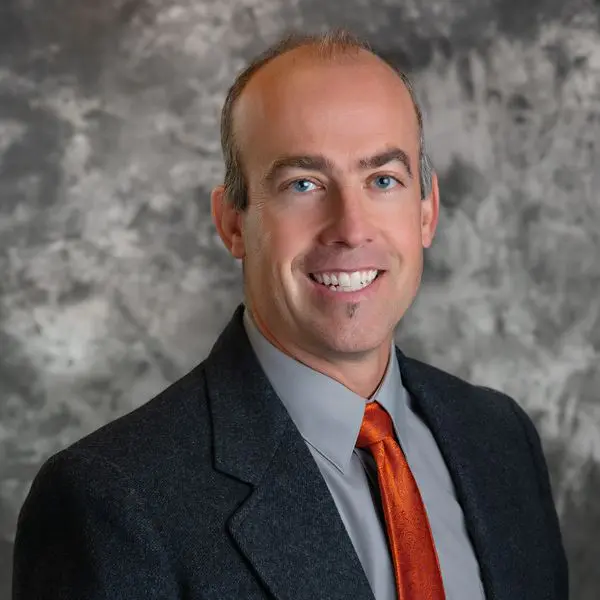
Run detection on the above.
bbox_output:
[308,269,384,293]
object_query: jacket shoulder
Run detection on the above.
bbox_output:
[400,352,526,419]
[61,360,213,483]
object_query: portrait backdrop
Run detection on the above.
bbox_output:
[1,1,599,598]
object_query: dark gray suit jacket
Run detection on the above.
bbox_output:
[12,303,568,599]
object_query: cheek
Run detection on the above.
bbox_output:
[262,211,312,263]
[381,207,424,255]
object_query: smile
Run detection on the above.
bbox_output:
[309,269,381,292]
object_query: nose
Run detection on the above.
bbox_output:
[319,186,376,248]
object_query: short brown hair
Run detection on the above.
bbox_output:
[220,28,433,211]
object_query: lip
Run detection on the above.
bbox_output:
[306,270,386,300]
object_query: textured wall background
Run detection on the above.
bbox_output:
[1,0,599,598]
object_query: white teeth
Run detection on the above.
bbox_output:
[311,270,379,292]
[338,272,350,286]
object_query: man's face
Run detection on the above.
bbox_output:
[214,49,438,366]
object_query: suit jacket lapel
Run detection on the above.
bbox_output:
[396,348,541,600]
[204,304,374,600]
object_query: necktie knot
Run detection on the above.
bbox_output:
[356,401,395,448]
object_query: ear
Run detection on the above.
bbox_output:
[211,185,246,259]
[421,171,440,248]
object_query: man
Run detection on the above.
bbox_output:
[13,29,568,600]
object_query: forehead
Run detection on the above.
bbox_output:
[233,49,420,170]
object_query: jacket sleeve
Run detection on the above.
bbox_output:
[509,399,570,598]
[12,448,181,599]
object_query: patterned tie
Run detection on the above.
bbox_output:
[356,401,446,600]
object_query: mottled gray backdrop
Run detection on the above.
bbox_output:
[1,0,599,598]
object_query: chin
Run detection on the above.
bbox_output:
[310,321,393,358]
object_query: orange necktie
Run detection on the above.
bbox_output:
[356,401,446,600]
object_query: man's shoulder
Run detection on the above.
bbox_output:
[401,352,552,490]
[53,359,213,486]
[399,351,533,430]
[401,351,517,402]
[21,356,251,572]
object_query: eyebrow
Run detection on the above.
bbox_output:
[262,147,414,183]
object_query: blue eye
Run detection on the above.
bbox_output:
[373,175,400,190]
[290,179,317,193]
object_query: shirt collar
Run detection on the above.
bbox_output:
[242,306,410,473]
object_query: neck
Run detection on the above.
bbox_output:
[246,305,392,399]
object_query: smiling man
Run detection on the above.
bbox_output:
[213,44,435,401]
[13,29,568,600]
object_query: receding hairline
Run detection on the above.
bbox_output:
[220,30,433,209]
[242,44,400,101]
[229,42,420,157]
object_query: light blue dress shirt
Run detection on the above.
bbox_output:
[243,307,485,600]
